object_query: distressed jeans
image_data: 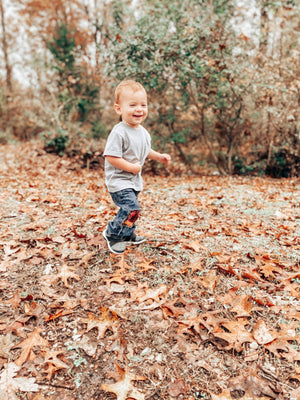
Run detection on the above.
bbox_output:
[107,188,141,240]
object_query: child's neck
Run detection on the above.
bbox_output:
[121,120,140,129]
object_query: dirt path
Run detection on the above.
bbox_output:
[0,142,299,399]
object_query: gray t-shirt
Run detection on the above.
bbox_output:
[103,122,151,193]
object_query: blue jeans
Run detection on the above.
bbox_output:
[107,189,141,240]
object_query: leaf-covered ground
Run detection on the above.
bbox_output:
[0,142,299,400]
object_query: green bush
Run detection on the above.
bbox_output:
[43,129,69,155]
[266,148,300,178]
[90,121,108,139]
[106,0,249,174]
[46,22,99,122]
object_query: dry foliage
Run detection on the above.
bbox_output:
[0,142,299,400]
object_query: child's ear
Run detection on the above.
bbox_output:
[114,103,122,115]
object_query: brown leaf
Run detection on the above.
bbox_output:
[289,386,300,400]
[265,337,300,362]
[13,327,49,366]
[52,235,66,243]
[42,264,81,288]
[161,298,186,318]
[28,256,43,265]
[135,259,157,272]
[5,291,21,309]
[213,319,252,352]
[278,321,300,345]
[183,239,203,252]
[23,301,44,318]
[180,257,203,274]
[229,365,281,398]
[196,269,219,293]
[160,223,176,231]
[0,362,39,397]
[0,334,15,358]
[3,321,27,338]
[87,235,103,246]
[218,290,252,317]
[81,307,119,339]
[168,378,188,397]
[0,279,10,289]
[136,284,168,304]
[251,290,275,307]
[45,309,73,322]
[101,363,146,400]
[209,389,232,400]
[253,320,276,345]
[254,255,283,278]
[42,350,69,380]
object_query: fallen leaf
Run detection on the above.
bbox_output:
[265,337,300,362]
[81,307,119,339]
[168,378,188,397]
[196,269,219,293]
[229,365,281,398]
[101,363,146,400]
[135,259,157,272]
[289,386,300,400]
[230,294,252,317]
[42,350,70,380]
[42,264,81,288]
[13,327,49,366]
[45,309,73,322]
[180,257,203,274]
[5,291,21,309]
[0,362,38,399]
[253,320,276,345]
[28,256,43,265]
[209,389,232,400]
[76,336,98,357]
[137,284,168,304]
[213,319,253,352]
[183,239,202,252]
[0,334,15,358]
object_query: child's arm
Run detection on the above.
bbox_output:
[106,156,142,174]
[148,149,171,164]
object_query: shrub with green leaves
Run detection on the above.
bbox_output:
[43,129,69,156]
[46,22,99,122]
[106,0,251,173]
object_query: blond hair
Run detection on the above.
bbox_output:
[114,80,146,104]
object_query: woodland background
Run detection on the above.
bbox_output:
[0,2,300,400]
[0,0,299,176]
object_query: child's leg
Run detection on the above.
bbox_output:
[107,189,141,240]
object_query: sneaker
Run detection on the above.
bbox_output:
[102,229,127,254]
[127,234,146,245]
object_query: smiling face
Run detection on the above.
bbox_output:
[114,87,148,128]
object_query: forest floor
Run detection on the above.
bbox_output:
[0,142,300,400]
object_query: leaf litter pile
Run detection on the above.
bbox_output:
[0,143,299,400]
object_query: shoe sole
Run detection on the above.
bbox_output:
[127,237,146,245]
[102,229,125,255]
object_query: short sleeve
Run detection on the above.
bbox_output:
[103,128,124,158]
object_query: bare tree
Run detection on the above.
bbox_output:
[258,0,269,56]
[0,0,12,91]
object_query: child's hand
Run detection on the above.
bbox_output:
[131,161,142,174]
[160,154,171,165]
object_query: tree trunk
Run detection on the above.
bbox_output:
[0,0,12,92]
[266,94,274,169]
[259,1,269,56]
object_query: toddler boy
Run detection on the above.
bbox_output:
[103,80,171,254]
